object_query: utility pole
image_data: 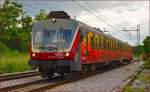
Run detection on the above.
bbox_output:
[74,16,76,20]
[123,24,140,45]
[103,27,109,33]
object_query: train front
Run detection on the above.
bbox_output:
[28,17,79,78]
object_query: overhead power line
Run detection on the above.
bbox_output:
[14,0,38,13]
[109,1,130,27]
[72,0,120,31]
[82,0,112,24]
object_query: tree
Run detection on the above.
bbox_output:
[143,36,150,59]
[35,10,48,22]
[0,0,33,52]
[132,45,144,56]
[20,14,33,51]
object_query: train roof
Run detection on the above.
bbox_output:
[33,18,131,47]
[76,20,130,46]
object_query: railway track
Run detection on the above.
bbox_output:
[1,63,130,92]
[0,71,40,82]
[118,64,144,92]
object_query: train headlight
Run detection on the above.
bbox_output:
[52,18,56,22]
[32,53,36,57]
[66,53,69,57]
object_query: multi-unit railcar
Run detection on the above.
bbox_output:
[28,11,132,78]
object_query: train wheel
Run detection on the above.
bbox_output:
[47,73,54,79]
[81,65,87,74]
[60,73,66,78]
[91,64,96,71]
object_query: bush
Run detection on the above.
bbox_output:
[0,42,9,55]
[144,58,150,69]
[0,52,31,73]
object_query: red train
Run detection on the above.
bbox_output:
[28,11,132,78]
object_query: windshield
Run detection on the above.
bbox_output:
[33,29,75,52]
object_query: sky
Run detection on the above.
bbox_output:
[2,0,149,46]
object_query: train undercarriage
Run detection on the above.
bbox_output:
[28,58,132,78]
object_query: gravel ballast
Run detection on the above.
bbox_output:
[45,61,143,92]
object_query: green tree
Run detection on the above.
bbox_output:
[0,0,34,52]
[143,36,150,59]
[132,45,144,56]
[35,10,48,22]
[20,14,33,52]
[0,0,23,51]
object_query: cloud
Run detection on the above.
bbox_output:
[21,0,149,46]
[75,1,149,45]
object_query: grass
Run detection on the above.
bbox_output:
[124,86,145,92]
[124,63,150,92]
[0,51,31,74]
[144,59,150,69]
[136,72,150,84]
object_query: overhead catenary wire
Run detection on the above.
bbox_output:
[82,0,128,31]
[80,0,135,43]
[72,0,121,32]
[82,0,112,26]
[108,0,130,27]
[14,0,38,13]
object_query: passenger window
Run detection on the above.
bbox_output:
[101,36,104,49]
[99,35,102,49]
[105,38,108,49]
[88,32,94,49]
[94,34,99,49]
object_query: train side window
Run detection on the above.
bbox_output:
[91,35,94,49]
[99,35,102,49]
[101,35,104,49]
[107,39,109,50]
[88,32,94,49]
[116,42,118,50]
[106,39,108,49]
[105,38,107,49]
[108,39,110,50]
[112,40,114,50]
[115,42,116,50]
[110,40,112,50]
[94,34,99,49]
[103,37,106,49]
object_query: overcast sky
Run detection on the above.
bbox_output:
[5,0,150,46]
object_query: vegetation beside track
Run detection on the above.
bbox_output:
[0,0,47,74]
[143,58,150,69]
[0,51,30,74]
[123,59,150,92]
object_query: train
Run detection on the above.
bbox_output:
[28,11,133,78]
